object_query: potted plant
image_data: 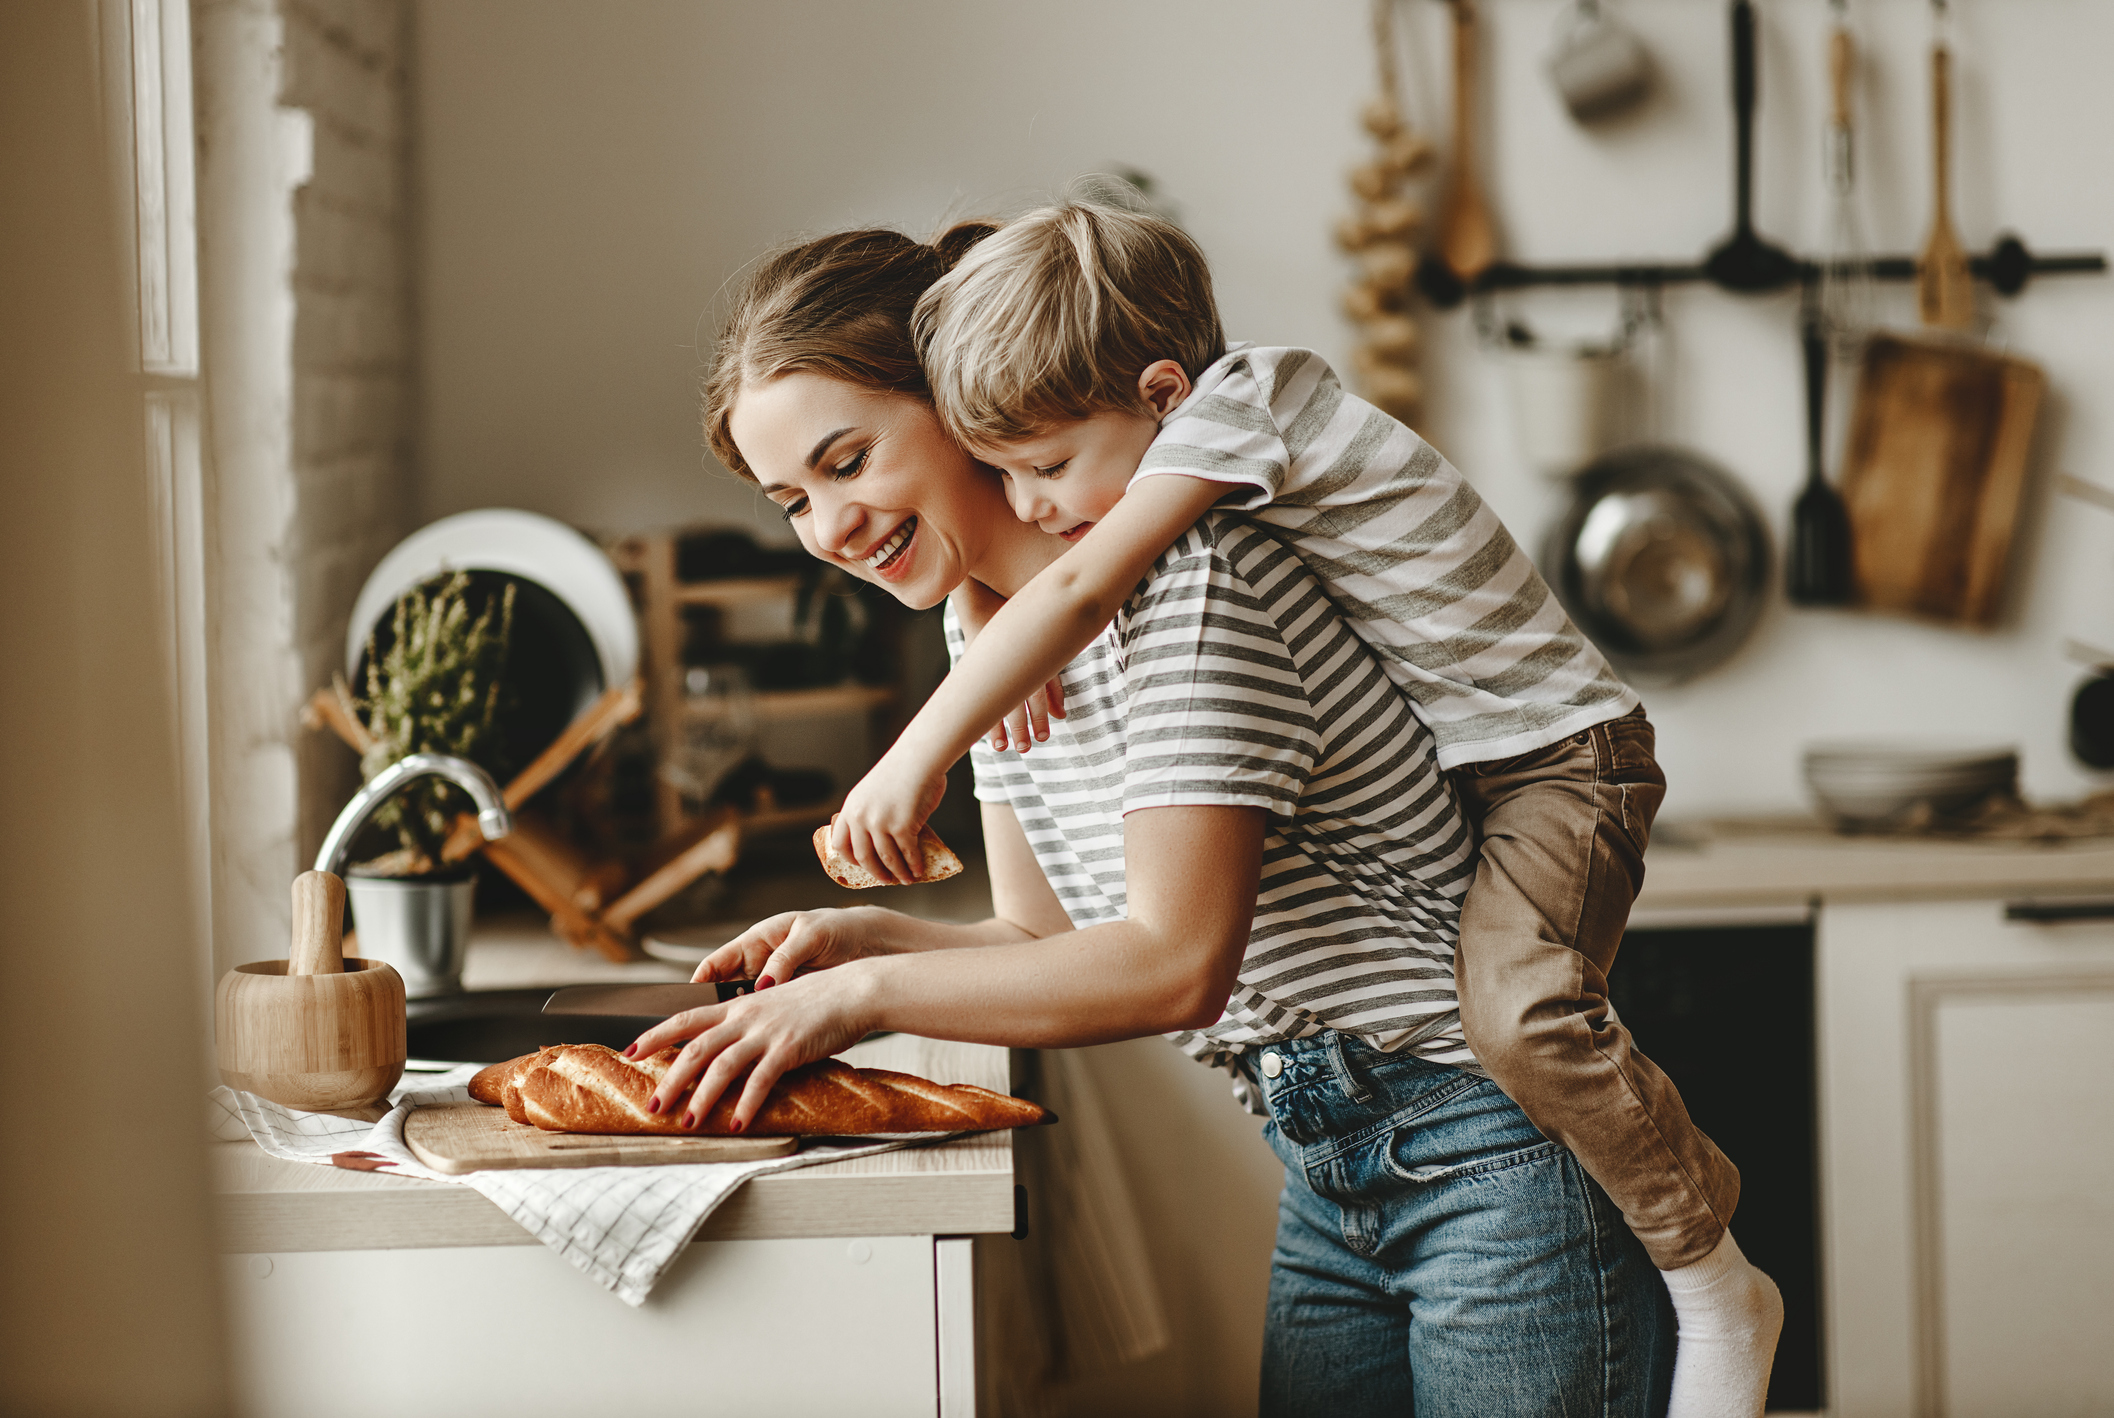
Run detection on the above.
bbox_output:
[337,572,516,994]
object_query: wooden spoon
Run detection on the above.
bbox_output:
[1437,0,1497,288]
[1918,38,1974,329]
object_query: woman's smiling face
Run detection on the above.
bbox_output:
[728,372,1010,610]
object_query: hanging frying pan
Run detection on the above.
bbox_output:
[1542,446,1772,684]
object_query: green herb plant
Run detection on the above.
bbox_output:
[344,572,517,874]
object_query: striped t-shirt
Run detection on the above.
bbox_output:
[963,513,1481,1080]
[1135,344,1638,768]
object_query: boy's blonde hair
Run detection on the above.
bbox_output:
[913,200,1224,446]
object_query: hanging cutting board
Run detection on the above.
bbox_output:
[1839,333,2044,626]
[404,1102,796,1174]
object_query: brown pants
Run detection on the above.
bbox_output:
[1447,706,1738,1270]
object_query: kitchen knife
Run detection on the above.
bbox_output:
[540,981,748,1018]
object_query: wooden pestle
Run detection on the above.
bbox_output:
[215,871,407,1111]
[289,870,346,975]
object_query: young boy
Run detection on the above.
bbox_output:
[831,201,1782,1417]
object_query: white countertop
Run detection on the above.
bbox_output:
[1634,815,2114,916]
[212,1031,1018,1253]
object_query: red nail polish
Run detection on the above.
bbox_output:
[757,975,776,990]
[622,1044,635,1057]
[647,1096,661,1114]
[730,1118,745,1134]
[683,1115,699,1130]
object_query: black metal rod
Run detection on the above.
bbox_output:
[1426,241,2106,307]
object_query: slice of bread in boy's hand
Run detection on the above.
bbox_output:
[813,821,965,889]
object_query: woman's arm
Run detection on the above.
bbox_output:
[631,801,1265,1129]
[677,802,1071,988]
[830,473,1227,884]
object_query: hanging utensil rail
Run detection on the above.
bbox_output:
[1419,239,2105,307]
[1411,0,2103,308]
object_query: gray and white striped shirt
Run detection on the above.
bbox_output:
[1135,344,1637,768]
[963,514,1480,1076]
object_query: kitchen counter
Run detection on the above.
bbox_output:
[1632,814,2114,918]
[212,1031,1016,1253]
[213,863,1017,1256]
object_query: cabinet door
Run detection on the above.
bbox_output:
[1818,897,2114,1418]
[224,1235,940,1418]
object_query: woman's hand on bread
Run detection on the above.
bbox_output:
[688,906,890,992]
[627,969,878,1132]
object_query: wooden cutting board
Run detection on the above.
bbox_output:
[404,1103,797,1174]
[1840,333,2045,626]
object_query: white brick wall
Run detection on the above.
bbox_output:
[193,0,416,972]
[281,0,416,859]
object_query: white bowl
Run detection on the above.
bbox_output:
[1802,742,2017,830]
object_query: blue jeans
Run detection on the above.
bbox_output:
[1249,1032,1674,1418]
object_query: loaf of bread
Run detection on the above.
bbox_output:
[467,1058,513,1106]
[812,823,964,889]
[475,1042,1048,1136]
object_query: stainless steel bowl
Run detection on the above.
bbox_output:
[1542,445,1772,684]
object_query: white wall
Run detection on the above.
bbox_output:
[415,0,2114,820]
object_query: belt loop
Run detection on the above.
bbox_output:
[1324,1032,1373,1103]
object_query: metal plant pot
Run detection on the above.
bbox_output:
[344,875,476,998]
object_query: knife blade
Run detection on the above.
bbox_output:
[540,982,748,1017]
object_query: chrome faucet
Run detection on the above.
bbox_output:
[313,753,513,876]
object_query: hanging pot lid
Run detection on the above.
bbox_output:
[1542,446,1771,685]
[346,509,638,701]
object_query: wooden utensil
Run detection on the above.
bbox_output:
[404,1103,796,1174]
[1918,22,1975,330]
[216,871,407,1111]
[1436,0,1497,287]
[1839,334,2043,624]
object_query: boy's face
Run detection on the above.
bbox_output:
[974,408,1162,543]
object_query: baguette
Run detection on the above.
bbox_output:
[463,1048,557,1121]
[508,1043,1049,1136]
[812,822,963,889]
[467,1056,518,1107]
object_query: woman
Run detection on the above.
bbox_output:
[628,227,1673,1415]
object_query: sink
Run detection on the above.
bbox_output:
[405,988,667,1064]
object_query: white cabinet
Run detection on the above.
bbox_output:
[223,1233,974,1418]
[1818,896,2114,1418]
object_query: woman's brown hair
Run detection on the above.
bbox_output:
[702,222,996,481]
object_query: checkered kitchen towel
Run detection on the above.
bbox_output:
[209,1070,938,1306]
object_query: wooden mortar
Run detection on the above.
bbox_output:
[216,871,407,1110]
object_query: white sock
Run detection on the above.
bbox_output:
[1660,1230,1784,1418]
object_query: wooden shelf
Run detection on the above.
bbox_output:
[733,684,896,719]
[670,576,802,608]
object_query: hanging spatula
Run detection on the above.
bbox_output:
[1918,1,1974,330]
[1436,0,1498,290]
[1788,291,1853,605]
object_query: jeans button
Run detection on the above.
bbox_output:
[1260,1051,1283,1079]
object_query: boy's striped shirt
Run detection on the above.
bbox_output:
[1135,344,1638,768]
[963,514,1481,1075]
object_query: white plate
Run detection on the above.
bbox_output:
[346,509,638,692]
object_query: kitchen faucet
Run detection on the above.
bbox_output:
[313,753,512,877]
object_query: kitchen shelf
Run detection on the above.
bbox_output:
[671,576,803,608]
[737,683,897,719]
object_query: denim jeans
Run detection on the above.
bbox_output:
[1251,1032,1674,1418]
